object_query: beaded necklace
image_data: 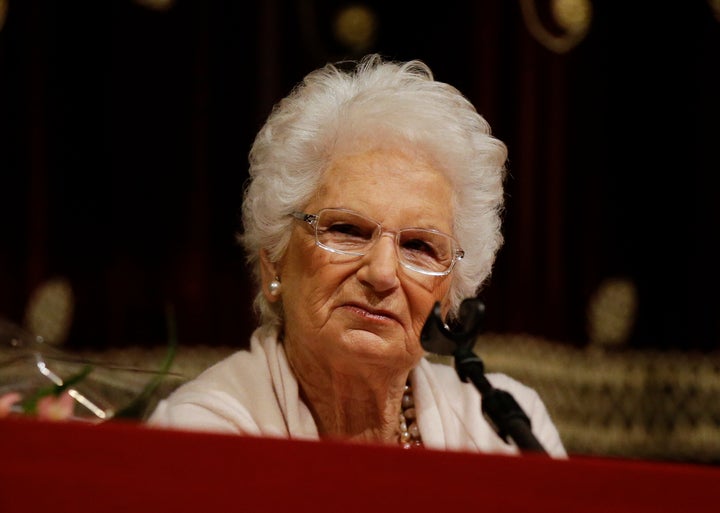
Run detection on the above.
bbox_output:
[399,382,423,448]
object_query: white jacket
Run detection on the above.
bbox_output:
[148,327,567,458]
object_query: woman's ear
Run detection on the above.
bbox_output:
[259,249,281,302]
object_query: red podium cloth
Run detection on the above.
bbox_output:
[1,416,718,513]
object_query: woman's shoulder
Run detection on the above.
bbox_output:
[182,328,280,387]
[146,328,284,432]
[417,356,567,457]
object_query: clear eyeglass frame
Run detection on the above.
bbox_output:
[290,208,465,277]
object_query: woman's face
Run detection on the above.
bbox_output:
[264,148,455,377]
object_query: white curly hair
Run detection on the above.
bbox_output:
[239,54,507,330]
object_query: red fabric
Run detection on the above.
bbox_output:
[1,417,718,513]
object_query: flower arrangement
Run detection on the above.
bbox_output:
[0,366,88,421]
[0,308,184,423]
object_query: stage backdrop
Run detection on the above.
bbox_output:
[0,1,718,350]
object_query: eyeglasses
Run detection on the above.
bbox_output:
[291,208,464,276]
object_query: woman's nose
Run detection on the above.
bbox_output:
[357,234,400,292]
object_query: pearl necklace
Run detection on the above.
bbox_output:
[399,382,423,449]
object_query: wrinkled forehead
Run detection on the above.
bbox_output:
[309,149,455,234]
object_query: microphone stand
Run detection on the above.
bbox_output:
[420,298,548,455]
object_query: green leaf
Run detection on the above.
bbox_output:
[112,303,179,420]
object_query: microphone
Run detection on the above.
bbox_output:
[420,298,548,455]
[420,299,485,355]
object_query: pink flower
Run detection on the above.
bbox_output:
[0,392,22,417]
[36,391,75,420]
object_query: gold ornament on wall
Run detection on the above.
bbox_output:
[24,277,75,346]
[520,0,593,54]
[333,4,378,54]
[586,277,638,348]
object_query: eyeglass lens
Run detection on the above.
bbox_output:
[315,209,456,274]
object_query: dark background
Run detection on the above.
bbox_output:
[1,0,719,351]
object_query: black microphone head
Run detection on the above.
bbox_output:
[458,298,485,335]
[420,298,487,356]
[420,302,457,355]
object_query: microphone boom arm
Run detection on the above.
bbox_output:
[420,298,548,455]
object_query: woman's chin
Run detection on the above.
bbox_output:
[337,329,419,365]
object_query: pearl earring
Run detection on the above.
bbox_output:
[269,277,282,296]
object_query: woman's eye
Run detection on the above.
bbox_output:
[402,238,436,256]
[328,223,368,237]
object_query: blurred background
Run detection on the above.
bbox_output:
[1,0,719,464]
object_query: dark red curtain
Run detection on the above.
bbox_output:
[1,1,718,350]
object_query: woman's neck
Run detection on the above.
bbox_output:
[297,371,409,445]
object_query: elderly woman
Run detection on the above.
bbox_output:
[148,54,566,457]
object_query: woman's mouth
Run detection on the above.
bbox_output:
[341,304,399,324]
